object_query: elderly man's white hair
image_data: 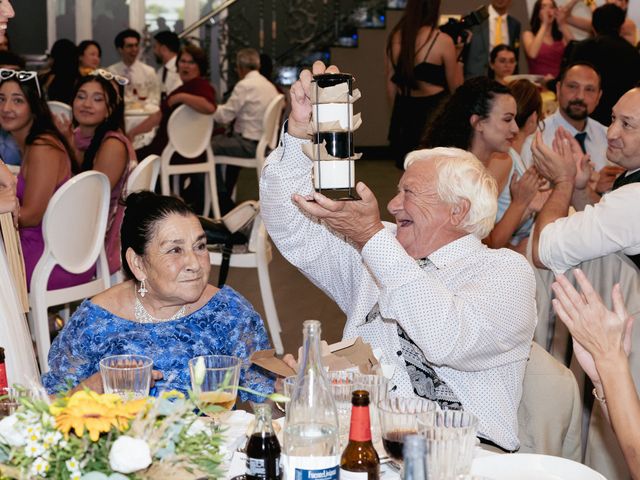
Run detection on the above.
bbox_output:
[404,147,498,239]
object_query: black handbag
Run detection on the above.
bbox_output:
[198,200,259,287]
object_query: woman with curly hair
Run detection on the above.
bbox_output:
[423,77,543,249]
[385,0,462,169]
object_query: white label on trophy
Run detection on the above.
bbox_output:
[312,103,354,130]
[313,160,355,189]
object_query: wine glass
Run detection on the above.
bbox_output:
[189,355,241,420]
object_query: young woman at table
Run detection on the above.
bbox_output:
[488,44,517,86]
[77,40,102,76]
[0,71,91,289]
[423,77,543,249]
[129,43,216,159]
[66,71,135,275]
[42,191,275,400]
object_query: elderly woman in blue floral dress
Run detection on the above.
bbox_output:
[42,191,275,401]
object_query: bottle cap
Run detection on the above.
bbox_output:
[403,434,426,458]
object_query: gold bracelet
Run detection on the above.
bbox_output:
[592,387,606,404]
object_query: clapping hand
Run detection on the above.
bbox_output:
[551,269,634,386]
[531,128,577,185]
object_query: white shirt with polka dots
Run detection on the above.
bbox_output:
[260,132,538,451]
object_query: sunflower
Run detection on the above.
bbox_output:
[53,390,149,441]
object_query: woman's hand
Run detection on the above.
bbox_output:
[167,93,183,108]
[552,269,634,386]
[510,167,543,207]
[288,61,339,139]
[53,114,73,143]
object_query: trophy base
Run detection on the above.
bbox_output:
[313,187,360,201]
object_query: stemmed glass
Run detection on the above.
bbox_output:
[189,355,241,421]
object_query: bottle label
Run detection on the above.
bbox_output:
[339,469,369,480]
[0,363,7,390]
[348,406,372,442]
[248,457,280,478]
[281,455,339,480]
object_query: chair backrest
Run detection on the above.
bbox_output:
[166,104,214,158]
[47,101,72,122]
[517,342,582,461]
[42,171,110,273]
[254,94,285,175]
[127,154,160,193]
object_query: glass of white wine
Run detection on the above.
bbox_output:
[189,355,241,420]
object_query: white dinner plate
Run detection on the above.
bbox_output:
[470,453,606,480]
[504,74,546,84]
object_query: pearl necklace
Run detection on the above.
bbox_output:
[134,296,187,323]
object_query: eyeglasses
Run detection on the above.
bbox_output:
[0,68,41,98]
[88,69,130,86]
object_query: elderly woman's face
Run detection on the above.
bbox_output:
[139,213,210,304]
[387,161,457,259]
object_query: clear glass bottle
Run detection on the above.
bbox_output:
[340,390,380,479]
[402,435,428,480]
[246,403,281,480]
[282,320,340,480]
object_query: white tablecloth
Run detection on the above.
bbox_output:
[125,104,160,150]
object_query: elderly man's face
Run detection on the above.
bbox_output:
[387,161,461,259]
[607,88,640,169]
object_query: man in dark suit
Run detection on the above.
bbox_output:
[464,0,521,79]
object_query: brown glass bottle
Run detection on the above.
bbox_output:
[340,390,380,480]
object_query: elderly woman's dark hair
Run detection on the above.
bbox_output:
[121,191,194,278]
[72,74,125,172]
[1,77,79,173]
[422,77,511,150]
[508,79,543,129]
[177,43,209,77]
[386,0,441,94]
[530,0,563,41]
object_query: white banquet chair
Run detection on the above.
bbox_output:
[47,101,72,123]
[28,171,111,373]
[127,154,161,193]
[159,105,220,219]
[215,93,285,199]
[208,211,283,354]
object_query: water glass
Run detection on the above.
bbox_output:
[327,370,359,447]
[355,374,389,443]
[378,396,438,461]
[418,410,479,480]
[99,354,153,399]
[188,355,241,419]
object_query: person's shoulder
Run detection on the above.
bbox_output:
[483,246,534,278]
[106,62,123,73]
[586,116,607,135]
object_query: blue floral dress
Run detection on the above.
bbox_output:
[42,286,275,402]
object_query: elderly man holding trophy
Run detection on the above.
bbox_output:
[260,61,537,452]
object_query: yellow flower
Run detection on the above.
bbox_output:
[53,391,149,441]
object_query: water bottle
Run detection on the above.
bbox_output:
[402,435,428,480]
[282,320,340,480]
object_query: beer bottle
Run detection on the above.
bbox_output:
[340,390,380,480]
[246,403,281,480]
